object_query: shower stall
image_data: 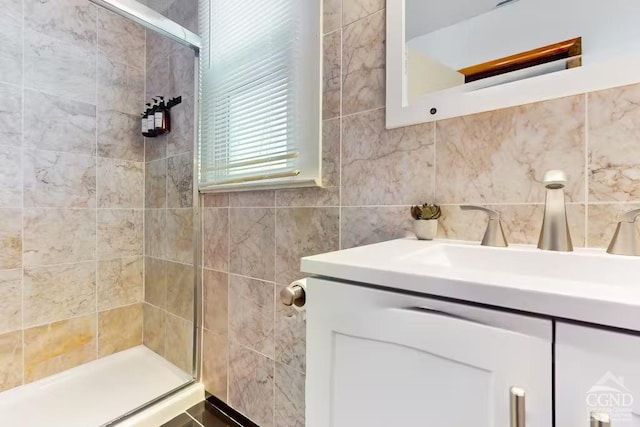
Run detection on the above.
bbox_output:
[0,0,201,425]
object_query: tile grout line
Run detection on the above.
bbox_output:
[95,9,100,359]
[20,0,25,387]
[584,93,590,247]
[184,411,205,427]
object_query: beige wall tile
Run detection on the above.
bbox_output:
[0,146,22,208]
[587,203,640,248]
[0,83,22,146]
[98,303,142,357]
[0,269,21,334]
[229,275,275,358]
[202,193,229,208]
[589,84,640,202]
[97,256,143,311]
[203,269,228,334]
[276,285,306,373]
[164,313,193,373]
[203,208,229,272]
[323,31,341,120]
[436,96,586,204]
[342,108,434,205]
[275,207,340,285]
[145,159,167,209]
[144,257,167,309]
[23,261,96,327]
[98,110,144,162]
[24,314,97,383]
[166,208,193,264]
[143,303,165,356]
[275,187,340,208]
[144,132,167,163]
[166,261,194,320]
[322,118,341,188]
[23,208,96,267]
[97,8,145,69]
[167,98,194,157]
[167,153,193,209]
[229,343,275,427]
[230,208,275,281]
[343,0,384,26]
[0,209,21,270]
[169,46,195,99]
[342,10,385,115]
[0,9,22,87]
[97,209,143,259]
[24,0,97,50]
[0,330,22,392]
[202,329,228,402]
[275,362,305,427]
[230,191,275,208]
[23,90,96,156]
[24,29,96,105]
[323,0,341,34]
[97,158,144,208]
[23,149,96,208]
[145,209,166,259]
[98,55,144,116]
[341,206,413,249]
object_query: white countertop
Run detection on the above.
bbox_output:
[301,238,640,332]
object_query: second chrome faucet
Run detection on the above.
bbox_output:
[537,170,573,252]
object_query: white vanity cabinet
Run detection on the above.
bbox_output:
[306,278,553,427]
[556,323,640,426]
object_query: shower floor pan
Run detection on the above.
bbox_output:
[0,346,203,427]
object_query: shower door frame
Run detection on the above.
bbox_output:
[89,0,204,418]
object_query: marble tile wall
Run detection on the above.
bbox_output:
[142,0,198,375]
[199,0,640,425]
[0,0,145,393]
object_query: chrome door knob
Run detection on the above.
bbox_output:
[280,285,305,307]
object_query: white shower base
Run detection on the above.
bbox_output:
[0,346,203,427]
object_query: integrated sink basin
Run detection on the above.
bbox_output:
[301,238,640,331]
[398,242,639,288]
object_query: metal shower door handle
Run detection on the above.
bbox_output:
[590,412,611,427]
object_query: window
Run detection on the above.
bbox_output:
[199,0,321,192]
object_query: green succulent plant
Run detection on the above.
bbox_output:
[410,203,442,220]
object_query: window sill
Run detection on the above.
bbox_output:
[198,178,320,194]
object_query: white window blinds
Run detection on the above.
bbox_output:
[199,0,321,192]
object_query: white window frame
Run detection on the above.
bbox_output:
[198,0,322,193]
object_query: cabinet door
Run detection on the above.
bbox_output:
[557,322,640,426]
[306,279,552,427]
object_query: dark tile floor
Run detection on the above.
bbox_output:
[161,401,240,427]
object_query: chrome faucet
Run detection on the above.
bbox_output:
[460,205,508,247]
[538,170,573,252]
[607,208,640,256]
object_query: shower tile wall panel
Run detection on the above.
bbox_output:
[0,2,145,392]
[199,1,640,425]
[142,15,196,375]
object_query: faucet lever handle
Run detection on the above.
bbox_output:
[460,205,500,220]
[620,208,640,223]
[460,205,508,247]
[607,209,640,256]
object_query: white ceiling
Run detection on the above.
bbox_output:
[405,0,507,40]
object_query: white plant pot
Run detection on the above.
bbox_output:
[413,219,438,240]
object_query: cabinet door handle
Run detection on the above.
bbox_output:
[590,412,611,427]
[510,387,526,427]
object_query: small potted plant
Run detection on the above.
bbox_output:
[410,203,441,240]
